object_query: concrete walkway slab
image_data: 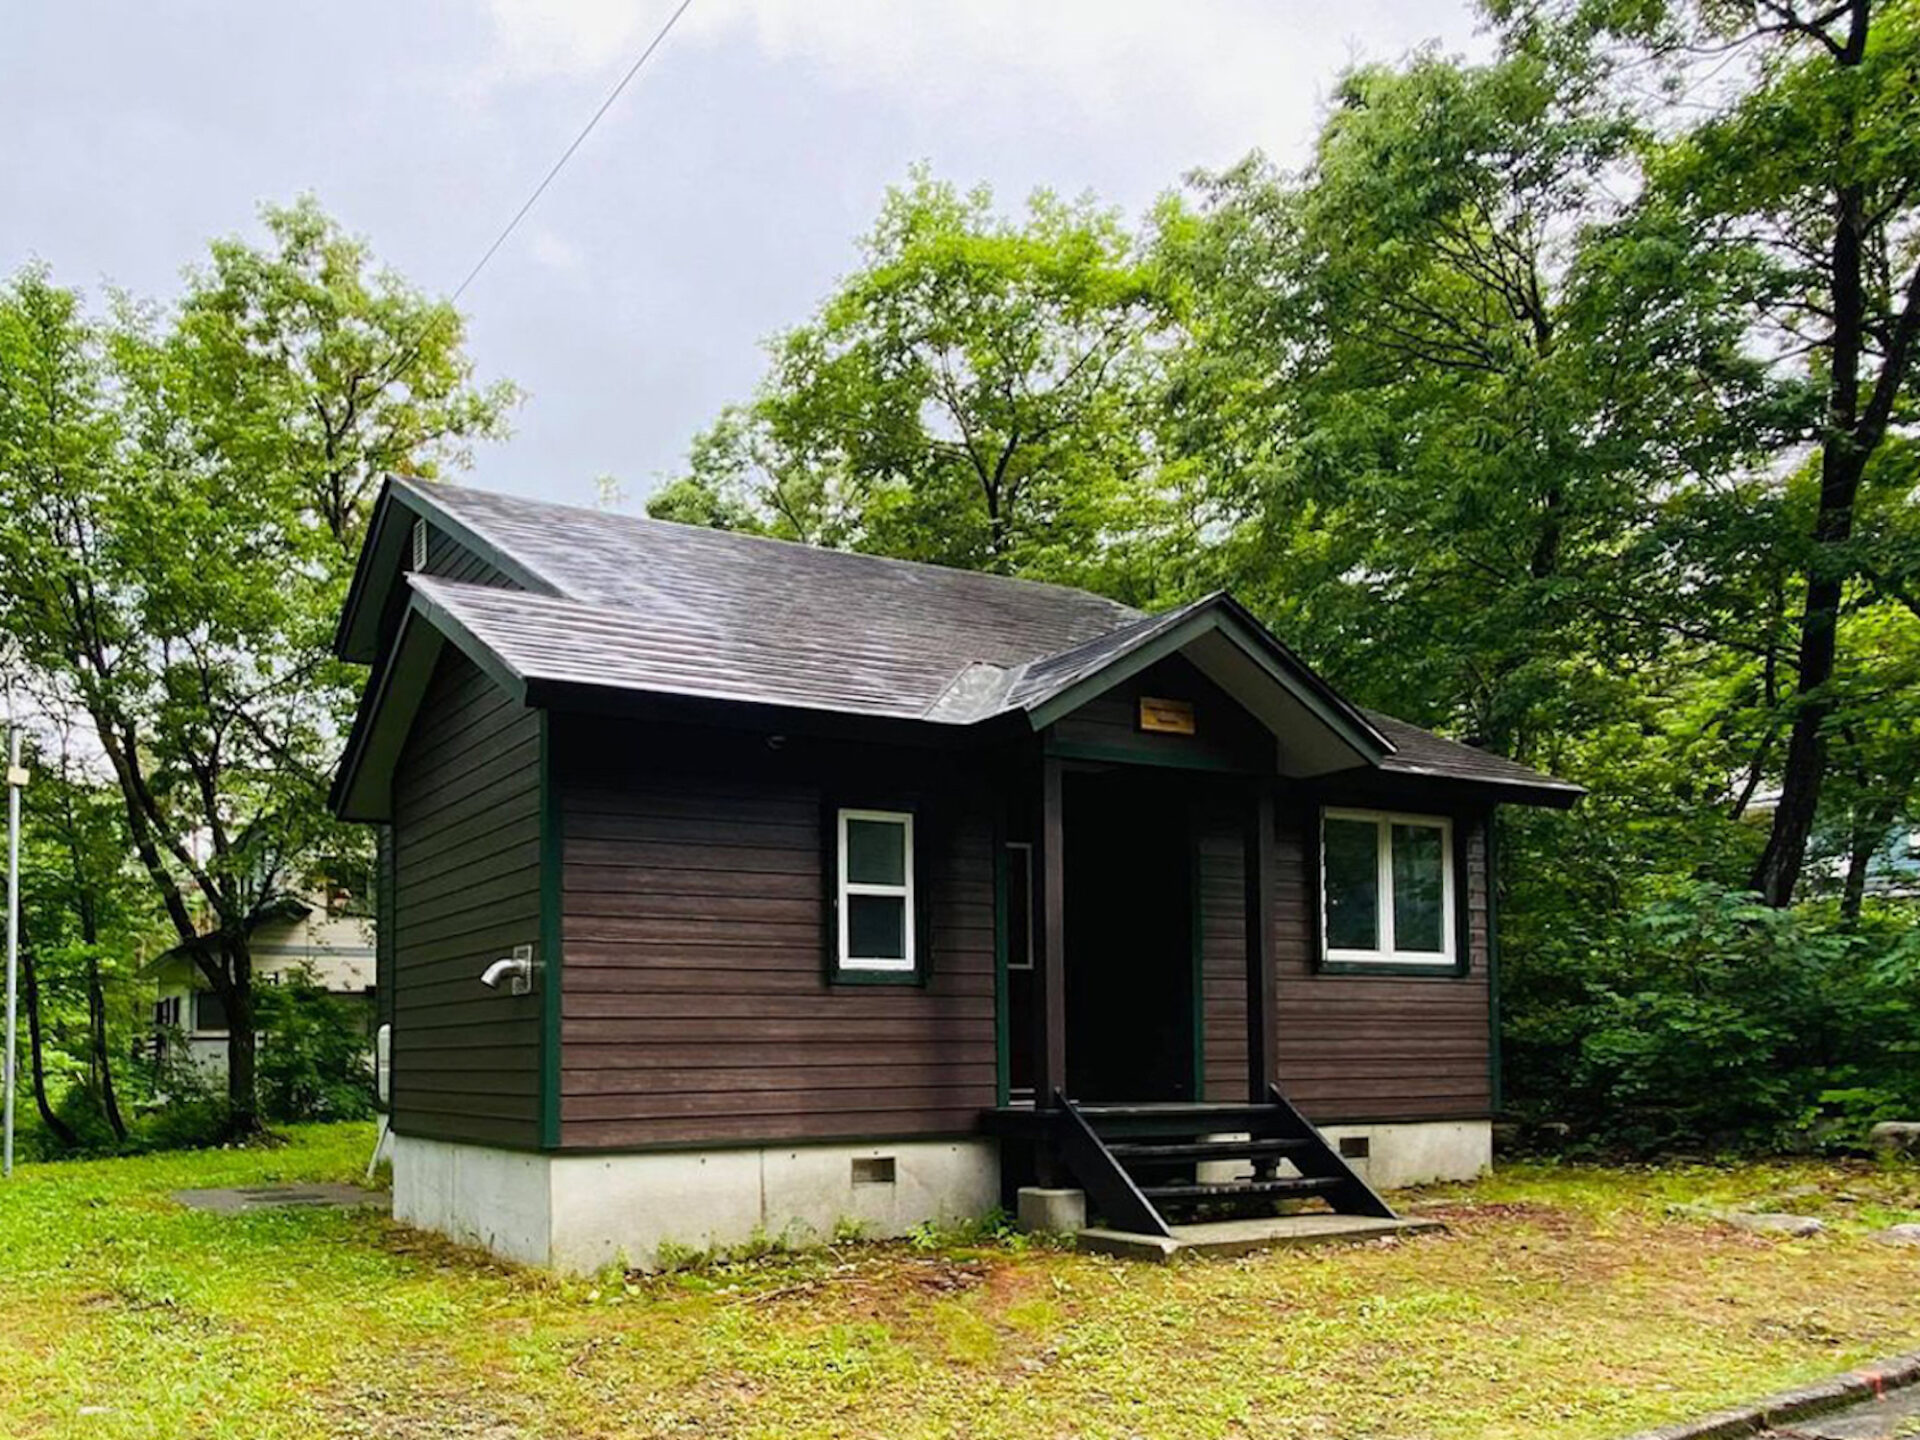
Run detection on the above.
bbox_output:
[1079,1212,1442,1261]
[1774,1385,1920,1439]
[174,1183,388,1215]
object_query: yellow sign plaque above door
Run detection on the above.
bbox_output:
[1138,696,1196,735]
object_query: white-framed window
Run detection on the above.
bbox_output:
[1320,808,1456,968]
[837,809,915,973]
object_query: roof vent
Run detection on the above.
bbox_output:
[410,519,428,571]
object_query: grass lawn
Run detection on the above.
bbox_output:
[1,1125,1918,1438]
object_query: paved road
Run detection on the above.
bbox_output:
[1772,1386,1920,1439]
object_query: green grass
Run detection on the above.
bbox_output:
[1,1126,1918,1438]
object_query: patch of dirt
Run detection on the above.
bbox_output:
[1414,1200,1579,1233]
[324,1355,578,1440]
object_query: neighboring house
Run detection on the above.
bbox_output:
[330,477,1581,1271]
[147,894,377,1076]
[1744,791,1920,902]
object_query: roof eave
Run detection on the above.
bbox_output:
[334,475,565,667]
[330,589,531,823]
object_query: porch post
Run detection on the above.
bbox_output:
[1245,782,1277,1102]
[1034,754,1067,1108]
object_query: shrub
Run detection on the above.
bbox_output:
[254,969,375,1124]
[1504,880,1920,1153]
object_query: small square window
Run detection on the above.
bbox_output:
[836,809,915,975]
[194,989,231,1033]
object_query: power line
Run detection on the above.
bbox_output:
[377,0,696,392]
[449,0,697,307]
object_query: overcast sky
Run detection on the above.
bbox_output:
[2,1,1485,509]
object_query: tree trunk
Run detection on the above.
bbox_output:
[85,954,125,1142]
[222,938,260,1138]
[1749,4,1874,908]
[19,934,79,1148]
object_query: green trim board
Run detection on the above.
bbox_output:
[1043,738,1256,775]
[537,710,564,1150]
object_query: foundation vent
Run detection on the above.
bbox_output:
[1338,1136,1371,1160]
[851,1156,897,1185]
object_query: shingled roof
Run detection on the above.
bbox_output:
[333,478,1582,814]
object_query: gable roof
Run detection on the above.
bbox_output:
[332,478,1582,816]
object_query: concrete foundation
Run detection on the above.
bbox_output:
[1194,1120,1492,1190]
[1315,1120,1492,1189]
[1017,1186,1087,1234]
[391,1134,1000,1274]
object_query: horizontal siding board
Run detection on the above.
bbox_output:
[563,1016,996,1045]
[564,1109,983,1149]
[563,992,997,1022]
[563,1040,999,1070]
[563,965,997,998]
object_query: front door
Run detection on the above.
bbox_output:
[1061,768,1196,1102]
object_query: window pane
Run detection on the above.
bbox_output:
[195,990,230,1032]
[1392,823,1446,954]
[846,817,907,886]
[847,893,907,961]
[1323,818,1380,951]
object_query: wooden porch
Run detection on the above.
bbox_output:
[994,754,1402,1241]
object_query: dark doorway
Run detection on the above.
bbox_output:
[1062,768,1196,1101]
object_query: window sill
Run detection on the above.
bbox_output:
[1316,958,1465,978]
[828,966,924,988]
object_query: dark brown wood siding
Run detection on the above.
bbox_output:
[388,648,543,1147]
[554,719,999,1150]
[1272,803,1492,1122]
[375,824,395,1029]
[1196,789,1251,1102]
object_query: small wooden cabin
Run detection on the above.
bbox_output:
[332,478,1579,1269]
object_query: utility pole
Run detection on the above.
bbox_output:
[3,725,22,1177]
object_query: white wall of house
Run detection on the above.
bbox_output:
[150,905,376,1079]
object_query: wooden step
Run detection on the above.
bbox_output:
[1076,1103,1285,1136]
[1140,1176,1343,1203]
[1107,1138,1311,1164]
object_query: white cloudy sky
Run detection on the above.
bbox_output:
[2,1,1485,508]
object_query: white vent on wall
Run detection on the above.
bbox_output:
[374,1022,392,1107]
[410,518,428,571]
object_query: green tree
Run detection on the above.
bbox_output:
[0,204,513,1135]
[657,171,1190,599]
[1492,0,1920,903]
